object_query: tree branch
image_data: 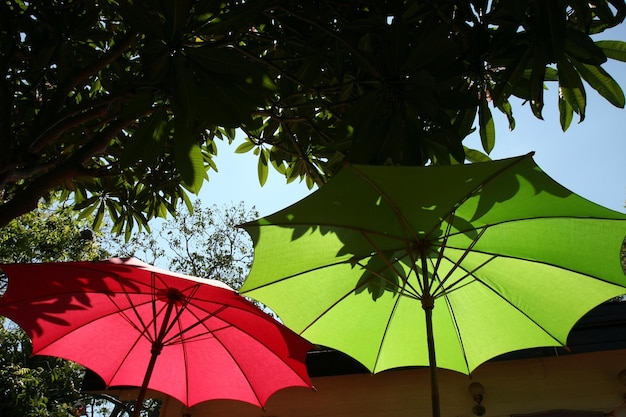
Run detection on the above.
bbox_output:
[26,85,137,154]
[37,30,139,132]
[61,31,140,96]
[280,123,326,187]
[0,118,134,228]
[0,109,124,187]
[271,5,382,80]
[29,106,110,153]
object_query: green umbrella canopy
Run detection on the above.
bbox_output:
[239,153,626,377]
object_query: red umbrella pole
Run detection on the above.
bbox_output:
[131,297,177,417]
[131,342,162,417]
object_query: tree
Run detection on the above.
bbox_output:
[0,201,104,417]
[0,318,86,417]
[105,200,258,290]
[0,201,160,417]
[2,0,626,232]
[0,200,105,265]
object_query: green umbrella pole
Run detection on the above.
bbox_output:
[421,247,441,417]
[423,301,440,417]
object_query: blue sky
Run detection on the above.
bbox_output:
[200,26,626,217]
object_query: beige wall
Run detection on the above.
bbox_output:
[105,349,626,417]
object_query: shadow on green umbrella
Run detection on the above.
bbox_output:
[239,153,626,417]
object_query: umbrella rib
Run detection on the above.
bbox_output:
[191,303,311,407]
[346,165,420,233]
[429,212,457,297]
[442,243,626,288]
[240,258,372,294]
[431,227,488,297]
[103,273,163,345]
[346,163,428,252]
[432,212,455,275]
[354,259,421,301]
[372,285,406,372]
[161,304,229,346]
[359,231,422,299]
[21,289,163,360]
[105,275,171,345]
[439,254,569,347]
[173,302,192,407]
[439,289,472,374]
[424,152,534,240]
[160,285,202,343]
[106,329,149,387]
[203,319,266,407]
[150,273,159,342]
[436,254,497,297]
[299,296,353,336]
[299,276,380,335]
[109,294,158,343]
[157,281,239,346]
[441,215,624,243]
[19,300,152,387]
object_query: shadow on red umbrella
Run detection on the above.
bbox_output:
[0,257,313,417]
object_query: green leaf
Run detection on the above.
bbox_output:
[93,203,105,230]
[463,147,492,163]
[172,58,202,127]
[257,149,269,186]
[180,190,194,214]
[121,106,169,167]
[235,140,256,154]
[452,100,478,138]
[118,92,154,120]
[491,46,533,107]
[162,0,193,39]
[176,142,205,194]
[174,115,205,194]
[496,99,516,131]
[530,100,543,119]
[564,28,607,65]
[269,148,287,175]
[572,60,625,108]
[544,67,559,81]
[557,58,586,121]
[478,94,495,154]
[529,48,547,119]
[545,0,566,59]
[124,217,133,242]
[558,94,574,131]
[589,0,625,27]
[596,40,626,62]
[76,199,99,220]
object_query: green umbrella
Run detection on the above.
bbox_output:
[239,153,626,417]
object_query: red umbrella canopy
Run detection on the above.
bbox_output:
[0,258,313,410]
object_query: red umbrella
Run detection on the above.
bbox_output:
[0,258,313,416]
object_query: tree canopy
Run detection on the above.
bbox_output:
[105,200,258,289]
[0,199,251,416]
[0,201,106,417]
[2,0,626,233]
